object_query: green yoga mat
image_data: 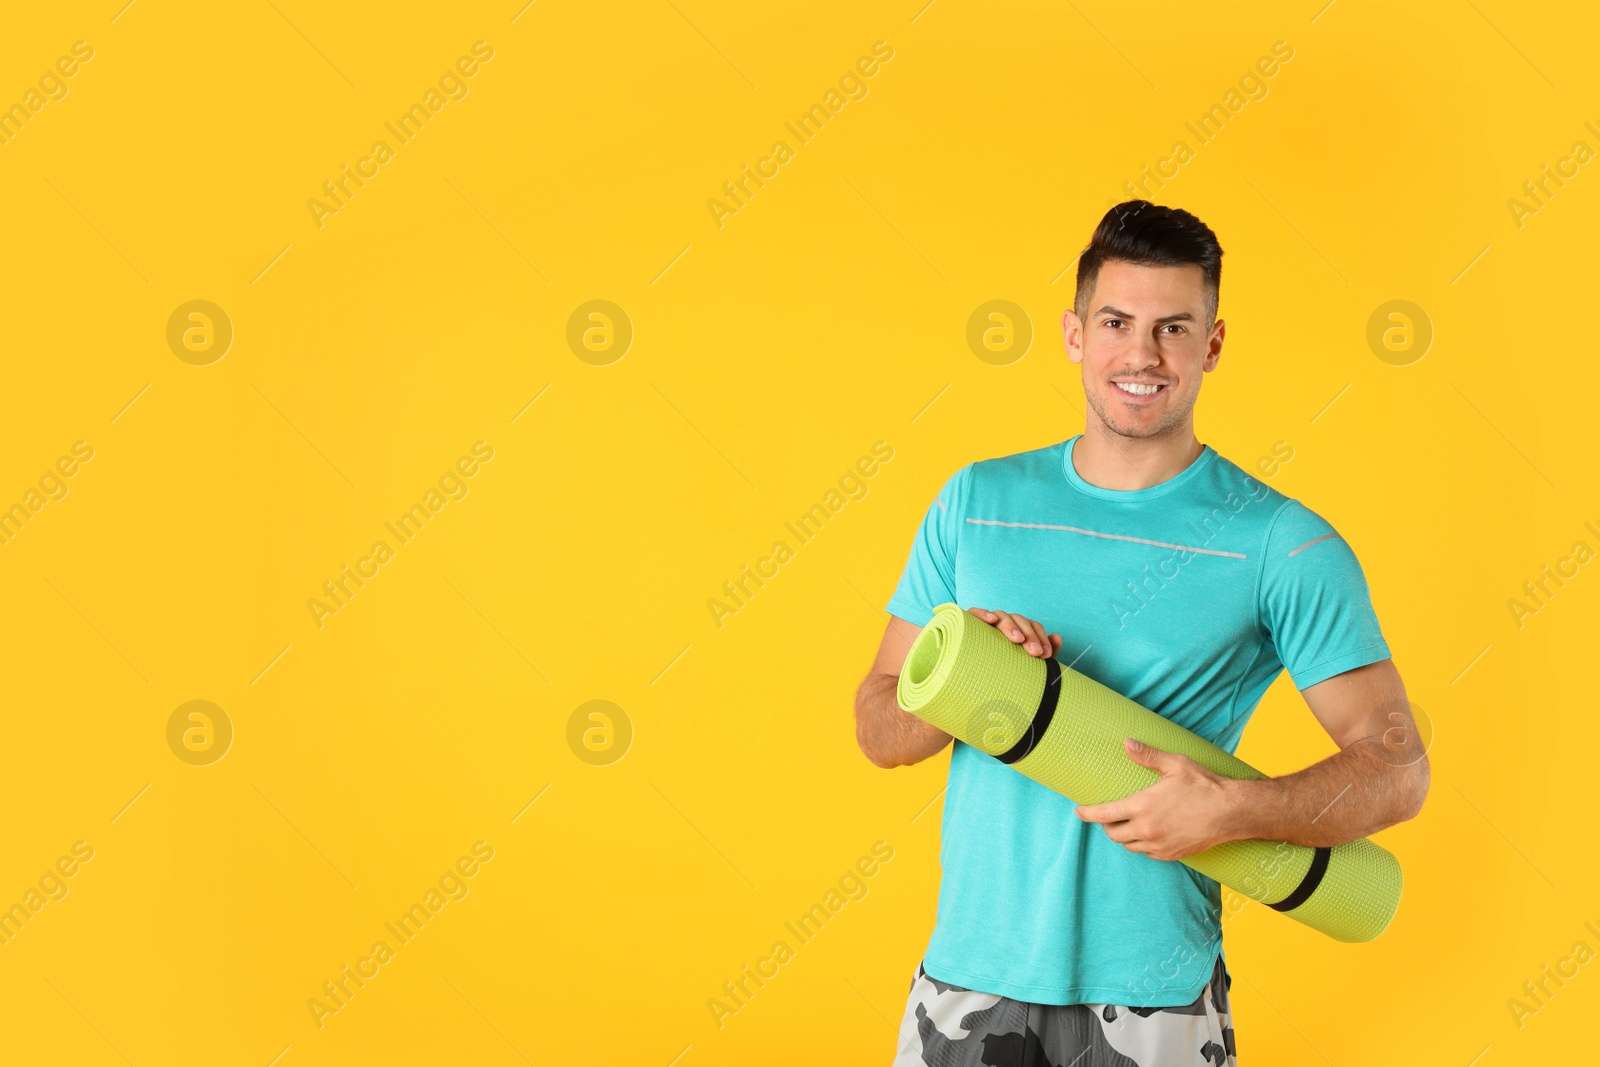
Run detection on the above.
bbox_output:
[896,602,1402,943]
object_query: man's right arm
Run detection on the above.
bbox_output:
[854,608,1062,769]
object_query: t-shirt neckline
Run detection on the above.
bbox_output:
[1060,433,1216,501]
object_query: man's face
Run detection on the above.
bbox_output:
[1062,259,1225,441]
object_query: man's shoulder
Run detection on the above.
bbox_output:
[1199,448,1343,549]
[963,440,1070,485]
[1198,447,1294,509]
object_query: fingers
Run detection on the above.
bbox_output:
[1005,613,1044,655]
[1123,737,1161,768]
[1019,617,1053,656]
[1075,800,1130,824]
[970,608,1035,653]
[1074,800,1157,853]
[1124,740,1202,778]
[1094,820,1158,855]
[966,607,1060,658]
[989,610,1029,649]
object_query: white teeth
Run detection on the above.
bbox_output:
[1115,381,1161,396]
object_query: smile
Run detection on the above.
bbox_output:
[1113,381,1167,398]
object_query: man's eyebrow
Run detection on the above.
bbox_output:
[1093,305,1197,325]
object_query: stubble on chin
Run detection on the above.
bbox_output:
[1085,386,1188,442]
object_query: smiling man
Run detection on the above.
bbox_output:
[856,200,1429,1067]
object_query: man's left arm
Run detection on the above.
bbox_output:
[1077,498,1430,861]
[1075,658,1430,859]
[1226,656,1429,847]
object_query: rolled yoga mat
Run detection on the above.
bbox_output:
[896,602,1402,943]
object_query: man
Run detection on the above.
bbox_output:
[856,200,1429,1066]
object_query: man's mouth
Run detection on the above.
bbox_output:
[1112,380,1168,400]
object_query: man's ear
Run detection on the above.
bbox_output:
[1062,310,1084,365]
[1203,317,1225,371]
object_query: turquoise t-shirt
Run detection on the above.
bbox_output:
[885,434,1391,1006]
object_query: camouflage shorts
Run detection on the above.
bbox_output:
[891,953,1236,1066]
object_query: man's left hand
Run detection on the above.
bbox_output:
[1073,738,1240,862]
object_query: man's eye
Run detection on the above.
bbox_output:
[1162,324,1185,334]
[1103,319,1123,329]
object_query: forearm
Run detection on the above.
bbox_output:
[855,672,951,768]
[1222,744,1429,848]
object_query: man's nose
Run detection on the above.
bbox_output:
[1132,333,1162,366]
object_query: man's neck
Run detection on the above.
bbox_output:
[1072,421,1204,491]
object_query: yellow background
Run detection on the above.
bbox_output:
[0,0,1595,1063]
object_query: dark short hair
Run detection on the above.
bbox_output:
[1073,200,1224,327]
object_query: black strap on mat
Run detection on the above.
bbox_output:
[992,652,1332,914]
[1267,846,1332,912]
[996,657,1062,765]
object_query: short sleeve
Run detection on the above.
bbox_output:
[1258,499,1391,690]
[885,464,972,627]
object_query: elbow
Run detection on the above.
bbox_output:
[855,728,902,770]
[1391,754,1430,823]
[854,683,910,769]
[1404,755,1431,820]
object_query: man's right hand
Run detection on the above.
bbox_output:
[855,606,1063,769]
[966,607,1062,659]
